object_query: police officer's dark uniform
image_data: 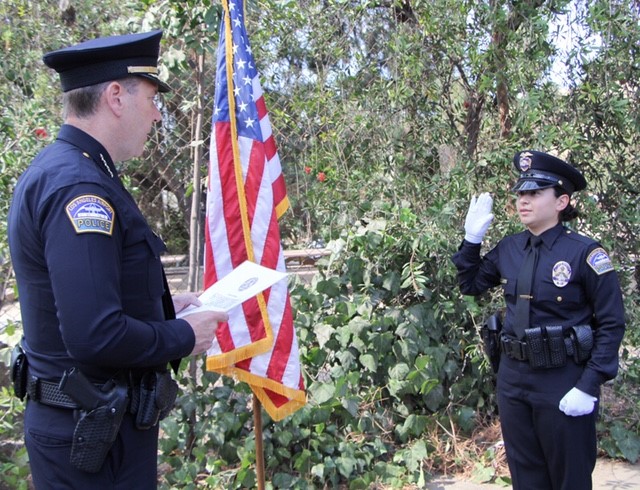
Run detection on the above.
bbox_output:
[8,31,196,488]
[451,151,625,490]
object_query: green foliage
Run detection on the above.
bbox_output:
[160,190,500,487]
[0,339,27,489]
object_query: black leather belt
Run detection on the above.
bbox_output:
[27,376,80,409]
[27,374,141,413]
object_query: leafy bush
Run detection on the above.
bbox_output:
[157,177,504,487]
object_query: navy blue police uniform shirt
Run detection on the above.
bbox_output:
[8,124,195,382]
[452,222,625,397]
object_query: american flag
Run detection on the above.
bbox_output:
[203,0,305,420]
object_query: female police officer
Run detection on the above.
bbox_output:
[451,150,625,489]
[8,31,228,488]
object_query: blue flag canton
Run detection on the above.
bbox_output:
[213,0,264,142]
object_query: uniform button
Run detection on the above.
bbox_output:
[557,296,563,302]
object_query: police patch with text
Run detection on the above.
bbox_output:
[586,247,614,275]
[65,195,115,236]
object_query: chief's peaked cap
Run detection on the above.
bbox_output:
[511,150,587,194]
[43,30,170,93]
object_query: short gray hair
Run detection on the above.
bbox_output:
[62,76,141,119]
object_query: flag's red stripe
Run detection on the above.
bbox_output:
[266,299,294,380]
[235,355,251,371]
[203,208,217,288]
[264,136,277,161]
[244,142,265,228]
[240,296,265,342]
[271,172,287,211]
[260,211,281,270]
[255,95,267,119]
[217,123,248,268]
[264,389,289,408]
[212,124,243,352]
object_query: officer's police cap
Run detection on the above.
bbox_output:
[511,150,587,194]
[43,30,170,93]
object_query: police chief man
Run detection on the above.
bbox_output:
[8,30,228,488]
[452,151,625,489]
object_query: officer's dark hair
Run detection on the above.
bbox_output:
[554,186,579,221]
[62,76,142,119]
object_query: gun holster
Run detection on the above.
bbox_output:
[134,371,178,430]
[10,344,28,400]
[480,312,502,373]
[60,371,129,473]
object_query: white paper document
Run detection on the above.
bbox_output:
[176,260,288,317]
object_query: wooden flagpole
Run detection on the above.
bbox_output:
[253,394,266,490]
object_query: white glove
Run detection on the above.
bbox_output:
[559,387,597,416]
[464,193,494,244]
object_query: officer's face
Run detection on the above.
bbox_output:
[121,79,162,158]
[516,187,566,234]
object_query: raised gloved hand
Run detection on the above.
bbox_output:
[464,192,494,244]
[559,387,597,416]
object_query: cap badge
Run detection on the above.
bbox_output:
[127,66,159,75]
[552,261,572,287]
[519,152,533,172]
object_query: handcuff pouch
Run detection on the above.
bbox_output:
[11,344,28,400]
[135,371,178,430]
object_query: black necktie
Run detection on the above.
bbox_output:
[513,235,542,339]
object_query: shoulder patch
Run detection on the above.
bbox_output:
[65,195,115,235]
[586,247,614,275]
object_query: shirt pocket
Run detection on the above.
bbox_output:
[121,229,166,301]
[502,278,517,305]
[536,281,584,308]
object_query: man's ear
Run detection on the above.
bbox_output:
[103,81,127,116]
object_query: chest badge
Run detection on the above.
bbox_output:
[552,261,572,287]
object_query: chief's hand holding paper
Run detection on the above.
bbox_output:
[177,260,288,317]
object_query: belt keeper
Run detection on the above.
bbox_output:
[27,375,40,401]
[517,341,526,360]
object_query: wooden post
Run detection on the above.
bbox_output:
[253,394,266,490]
[188,52,206,292]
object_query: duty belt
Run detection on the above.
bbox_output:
[25,371,178,427]
[26,375,128,411]
[27,376,82,409]
[499,325,593,367]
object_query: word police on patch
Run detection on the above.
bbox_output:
[65,194,115,235]
[587,247,614,275]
